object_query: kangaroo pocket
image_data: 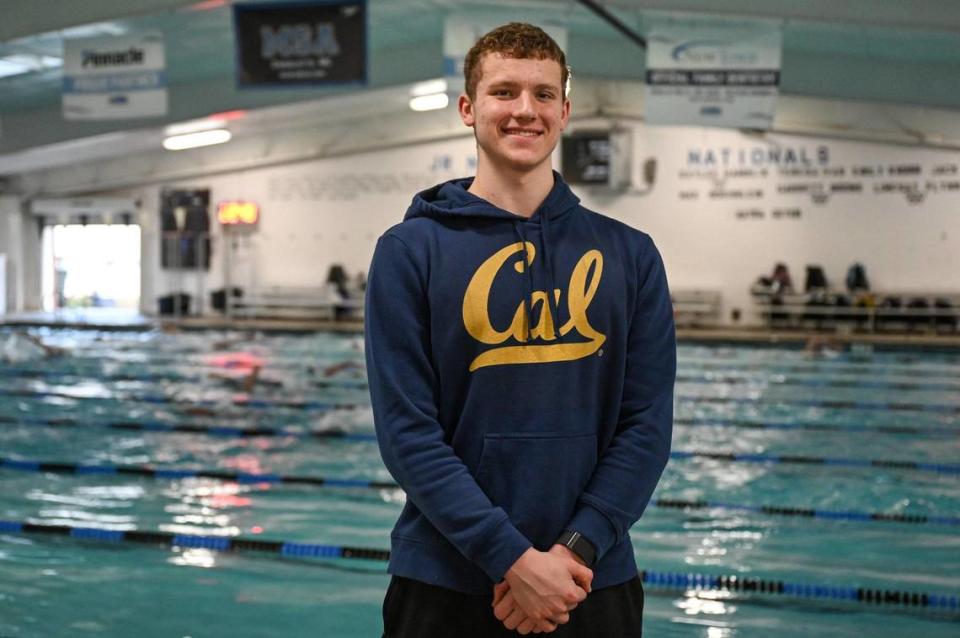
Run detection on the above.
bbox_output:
[474,431,598,549]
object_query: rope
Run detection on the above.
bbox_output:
[676,373,960,393]
[678,357,960,378]
[651,498,960,526]
[674,417,956,436]
[0,519,388,561]
[672,450,960,475]
[0,519,955,612]
[0,366,368,390]
[678,393,960,415]
[639,569,959,611]
[8,365,959,393]
[0,388,365,413]
[4,412,955,445]
[0,414,379,442]
[4,385,959,419]
[0,456,395,488]
[2,457,957,525]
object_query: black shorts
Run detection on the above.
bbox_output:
[382,574,644,637]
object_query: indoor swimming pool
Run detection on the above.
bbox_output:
[0,328,957,637]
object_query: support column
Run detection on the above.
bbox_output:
[0,195,25,313]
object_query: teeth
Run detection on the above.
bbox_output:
[506,130,540,136]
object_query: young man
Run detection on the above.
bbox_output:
[365,22,675,636]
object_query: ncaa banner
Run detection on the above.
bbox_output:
[233,0,367,88]
[644,13,782,129]
[443,15,567,84]
[62,33,167,120]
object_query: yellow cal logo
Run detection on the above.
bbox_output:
[462,242,606,371]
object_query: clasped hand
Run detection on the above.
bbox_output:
[492,544,593,635]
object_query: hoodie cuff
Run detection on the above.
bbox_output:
[565,503,619,562]
[470,517,533,583]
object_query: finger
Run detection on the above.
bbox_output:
[568,585,588,604]
[493,597,512,622]
[517,618,536,635]
[492,582,510,607]
[504,608,526,631]
[573,567,594,593]
[553,612,570,625]
[536,620,558,634]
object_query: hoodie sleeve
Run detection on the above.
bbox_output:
[365,233,533,582]
[563,237,676,562]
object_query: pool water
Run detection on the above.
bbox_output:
[0,329,958,637]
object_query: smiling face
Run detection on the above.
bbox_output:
[458,53,570,177]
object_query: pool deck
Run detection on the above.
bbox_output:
[3,309,960,349]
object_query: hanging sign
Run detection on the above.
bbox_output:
[62,33,167,120]
[233,0,367,88]
[644,14,782,129]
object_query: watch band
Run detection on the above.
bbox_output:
[557,529,597,567]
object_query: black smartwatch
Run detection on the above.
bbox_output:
[556,529,597,567]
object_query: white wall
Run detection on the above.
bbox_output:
[586,123,960,324]
[140,136,482,312]
[134,123,960,324]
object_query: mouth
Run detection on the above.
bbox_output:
[502,128,544,138]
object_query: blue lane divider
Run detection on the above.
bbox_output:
[4,413,952,452]
[677,357,960,379]
[0,519,388,561]
[4,364,958,393]
[0,388,365,413]
[674,373,960,393]
[5,385,960,418]
[639,569,958,611]
[676,393,960,415]
[0,456,398,489]
[673,417,956,436]
[0,366,369,390]
[670,450,960,475]
[0,519,954,612]
[653,499,960,526]
[0,413,379,442]
[2,456,957,526]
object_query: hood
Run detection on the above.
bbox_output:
[404,171,580,223]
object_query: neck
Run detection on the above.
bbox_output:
[467,160,555,218]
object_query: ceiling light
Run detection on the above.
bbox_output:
[164,118,227,137]
[409,93,449,112]
[0,58,30,79]
[163,129,232,151]
[411,78,447,97]
[0,54,61,80]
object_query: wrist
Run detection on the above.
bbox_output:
[551,543,586,565]
[555,529,597,567]
[505,547,537,581]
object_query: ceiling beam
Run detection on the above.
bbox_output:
[617,0,960,33]
[1,0,201,43]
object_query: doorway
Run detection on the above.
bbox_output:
[42,224,141,312]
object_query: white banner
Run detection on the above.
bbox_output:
[443,16,567,87]
[62,33,167,120]
[644,14,781,129]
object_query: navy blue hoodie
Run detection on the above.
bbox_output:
[365,172,675,595]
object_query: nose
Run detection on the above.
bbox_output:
[513,90,535,121]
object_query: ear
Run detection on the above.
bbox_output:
[559,97,571,131]
[458,93,476,127]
